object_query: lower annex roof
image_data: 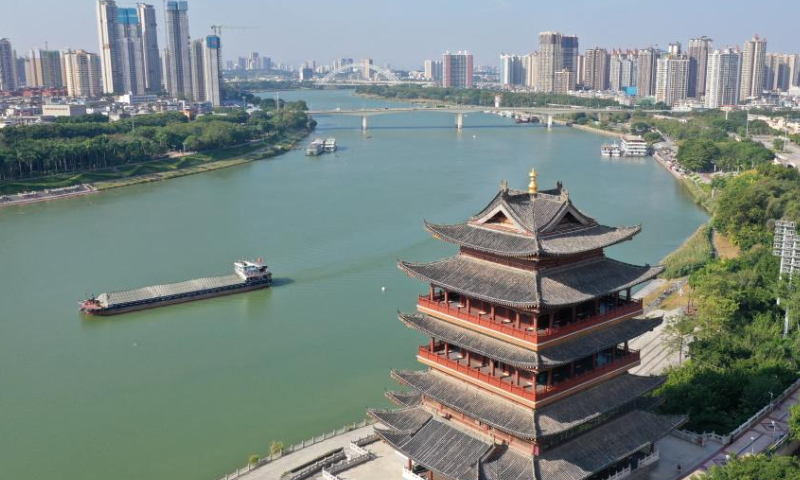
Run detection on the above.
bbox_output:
[374,409,686,480]
[399,255,663,309]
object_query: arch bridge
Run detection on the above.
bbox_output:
[317,63,401,85]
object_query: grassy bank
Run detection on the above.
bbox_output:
[661,223,714,279]
[679,177,715,213]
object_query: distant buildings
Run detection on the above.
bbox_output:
[537,31,579,93]
[442,51,473,88]
[687,36,712,98]
[201,35,222,106]
[765,53,798,92]
[96,0,150,95]
[136,3,162,92]
[189,38,206,102]
[522,52,538,89]
[25,49,64,88]
[609,51,636,93]
[63,50,103,97]
[740,35,767,100]
[705,48,741,108]
[636,48,659,98]
[0,38,17,91]
[655,54,689,106]
[500,53,525,87]
[584,47,609,91]
[362,58,373,80]
[423,59,442,82]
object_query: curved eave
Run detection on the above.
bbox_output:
[424,220,540,258]
[539,224,643,256]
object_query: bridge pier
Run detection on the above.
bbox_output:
[456,112,464,130]
[361,116,368,131]
[546,115,553,129]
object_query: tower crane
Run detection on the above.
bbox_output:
[210,25,258,36]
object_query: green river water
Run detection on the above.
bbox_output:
[0,89,707,480]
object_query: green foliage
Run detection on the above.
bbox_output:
[790,402,800,441]
[248,454,260,465]
[677,139,720,172]
[705,455,800,480]
[661,224,714,278]
[0,105,313,185]
[269,441,284,456]
[355,85,621,108]
[773,138,785,152]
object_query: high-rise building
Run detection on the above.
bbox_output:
[655,54,689,106]
[576,54,585,87]
[423,59,442,82]
[522,52,538,89]
[740,35,767,100]
[97,0,122,93]
[668,42,681,55]
[63,50,103,97]
[705,48,741,108]
[442,51,473,88]
[117,8,146,95]
[189,38,205,102]
[247,51,261,70]
[609,51,637,93]
[537,32,561,93]
[15,55,26,87]
[0,38,16,91]
[553,69,571,93]
[25,49,64,88]
[362,58,373,80]
[790,54,800,88]
[636,48,659,97]
[262,56,272,71]
[500,53,525,87]
[136,3,161,92]
[561,35,579,90]
[765,53,794,92]
[165,0,192,98]
[687,36,712,98]
[96,0,146,95]
[202,35,222,106]
[584,47,609,91]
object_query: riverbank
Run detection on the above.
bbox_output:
[0,130,310,200]
[569,123,625,138]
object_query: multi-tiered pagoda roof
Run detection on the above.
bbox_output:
[369,171,685,480]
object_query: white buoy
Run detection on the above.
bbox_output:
[381,286,386,292]
[133,342,138,347]
[472,135,477,139]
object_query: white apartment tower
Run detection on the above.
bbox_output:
[500,53,525,86]
[165,0,192,98]
[189,38,205,102]
[96,1,146,94]
[740,35,767,100]
[202,35,222,106]
[636,48,659,98]
[537,32,562,93]
[704,48,741,108]
[655,54,689,106]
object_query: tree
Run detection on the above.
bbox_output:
[677,138,720,172]
[248,454,260,465]
[663,314,696,363]
[269,441,284,456]
[790,402,800,441]
[773,138,785,153]
[705,455,800,480]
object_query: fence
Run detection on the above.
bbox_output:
[673,377,800,447]
[217,418,376,480]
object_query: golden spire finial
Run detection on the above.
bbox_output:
[528,168,538,194]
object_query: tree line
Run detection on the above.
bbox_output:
[0,101,314,182]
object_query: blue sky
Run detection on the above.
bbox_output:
[1,0,798,69]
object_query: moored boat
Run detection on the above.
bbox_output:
[79,259,272,316]
[305,139,324,156]
[324,138,337,152]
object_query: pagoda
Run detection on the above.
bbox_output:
[369,170,686,480]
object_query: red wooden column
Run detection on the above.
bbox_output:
[546,369,553,389]
[444,290,449,304]
[429,285,434,300]
[408,459,412,469]
[444,342,450,359]
[466,297,471,312]
[490,358,496,376]
[548,312,554,331]
[490,305,495,321]
[465,351,471,366]
[514,369,520,386]
[429,337,435,351]
[515,311,521,329]
[533,314,538,331]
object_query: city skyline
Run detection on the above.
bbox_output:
[1,0,799,69]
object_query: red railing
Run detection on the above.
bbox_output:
[417,346,640,403]
[418,296,643,344]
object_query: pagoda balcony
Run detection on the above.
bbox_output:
[417,344,640,404]
[418,294,643,345]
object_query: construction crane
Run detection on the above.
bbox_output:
[210,25,258,36]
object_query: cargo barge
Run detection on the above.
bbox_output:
[80,259,272,316]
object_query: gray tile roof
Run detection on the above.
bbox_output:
[536,410,686,480]
[399,312,661,369]
[399,255,662,308]
[385,390,423,407]
[470,187,590,234]
[375,410,685,480]
[425,222,641,258]
[390,369,665,441]
[367,406,432,432]
[377,419,493,480]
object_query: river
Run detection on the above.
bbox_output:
[0,89,707,480]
